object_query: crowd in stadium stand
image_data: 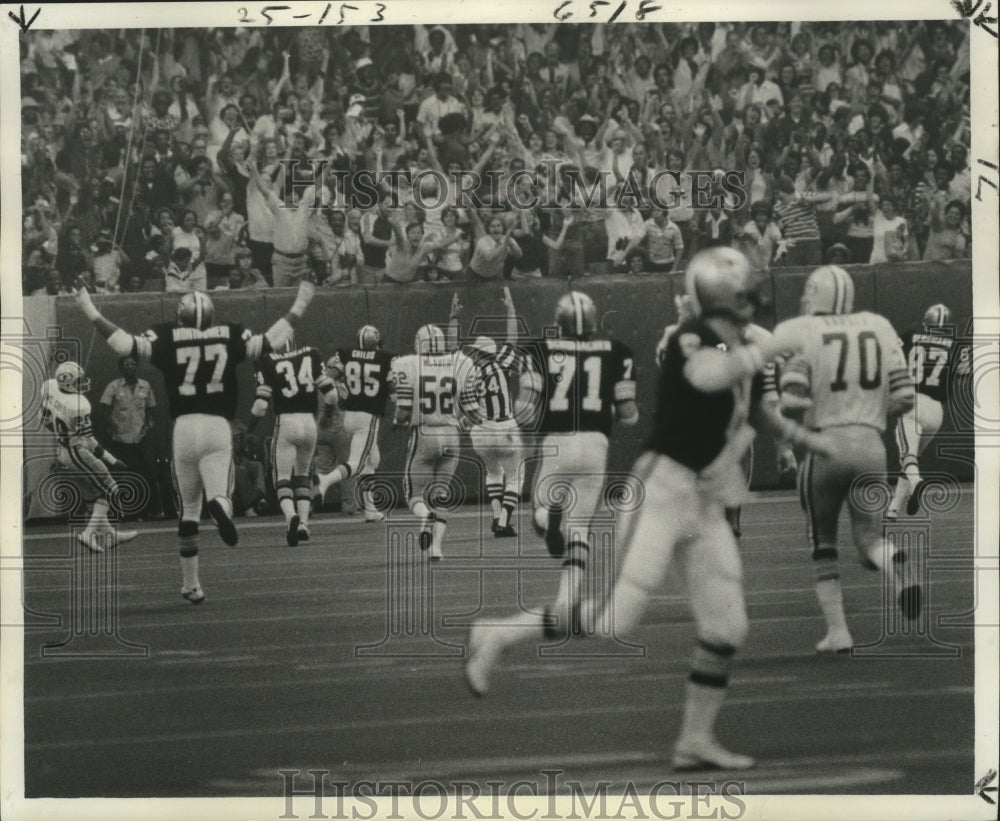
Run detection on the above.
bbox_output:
[21,21,973,295]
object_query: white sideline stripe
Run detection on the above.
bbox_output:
[24,686,972,751]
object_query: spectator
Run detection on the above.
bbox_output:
[164,246,206,292]
[466,211,522,283]
[231,421,268,517]
[97,355,162,520]
[90,230,129,293]
[734,201,785,273]
[309,209,363,286]
[215,246,270,289]
[202,191,246,283]
[922,195,968,262]
[773,176,830,266]
[617,209,684,273]
[870,196,910,264]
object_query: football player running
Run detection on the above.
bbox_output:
[655,294,797,537]
[392,297,471,560]
[464,289,638,695]
[581,248,831,771]
[315,324,397,523]
[887,303,966,518]
[251,335,339,546]
[456,287,526,538]
[41,361,138,553]
[75,281,315,603]
[776,265,918,653]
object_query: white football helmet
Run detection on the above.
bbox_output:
[55,361,90,394]
[469,335,497,359]
[923,303,953,334]
[176,291,215,330]
[414,324,446,355]
[357,324,381,350]
[684,247,758,323]
[800,265,855,316]
[555,291,598,339]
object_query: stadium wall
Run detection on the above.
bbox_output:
[25,260,974,518]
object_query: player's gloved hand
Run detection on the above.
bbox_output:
[777,447,798,475]
[74,281,101,320]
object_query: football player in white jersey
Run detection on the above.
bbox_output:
[887,303,968,518]
[392,300,472,560]
[776,266,918,652]
[41,361,138,553]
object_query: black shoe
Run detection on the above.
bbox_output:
[419,514,435,552]
[899,585,922,621]
[906,481,926,516]
[544,508,565,558]
[206,498,238,546]
[297,526,310,542]
[286,514,300,547]
[495,524,517,538]
[491,517,500,535]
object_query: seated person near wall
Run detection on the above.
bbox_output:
[231,421,268,517]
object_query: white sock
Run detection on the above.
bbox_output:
[432,517,447,550]
[678,681,726,743]
[888,478,909,513]
[361,488,376,513]
[815,578,850,634]
[296,498,310,526]
[89,499,111,532]
[279,497,295,522]
[317,465,348,496]
[181,555,200,590]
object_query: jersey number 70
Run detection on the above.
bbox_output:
[822,332,882,392]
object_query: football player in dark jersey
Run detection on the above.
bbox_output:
[76,282,315,604]
[456,287,525,537]
[464,290,638,694]
[251,336,339,545]
[887,303,967,518]
[582,248,830,770]
[315,325,396,522]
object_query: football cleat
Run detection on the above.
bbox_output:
[286,514,300,547]
[494,524,517,538]
[544,508,565,558]
[428,543,443,561]
[206,498,238,546]
[181,586,206,605]
[176,291,215,330]
[816,631,854,653]
[906,480,926,516]
[672,738,756,772]
[297,525,310,542]
[555,291,598,339]
[464,620,501,697]
[800,265,855,316]
[899,585,922,621]
[55,361,91,394]
[114,529,139,546]
[364,511,386,523]
[76,530,109,554]
[492,517,500,535]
